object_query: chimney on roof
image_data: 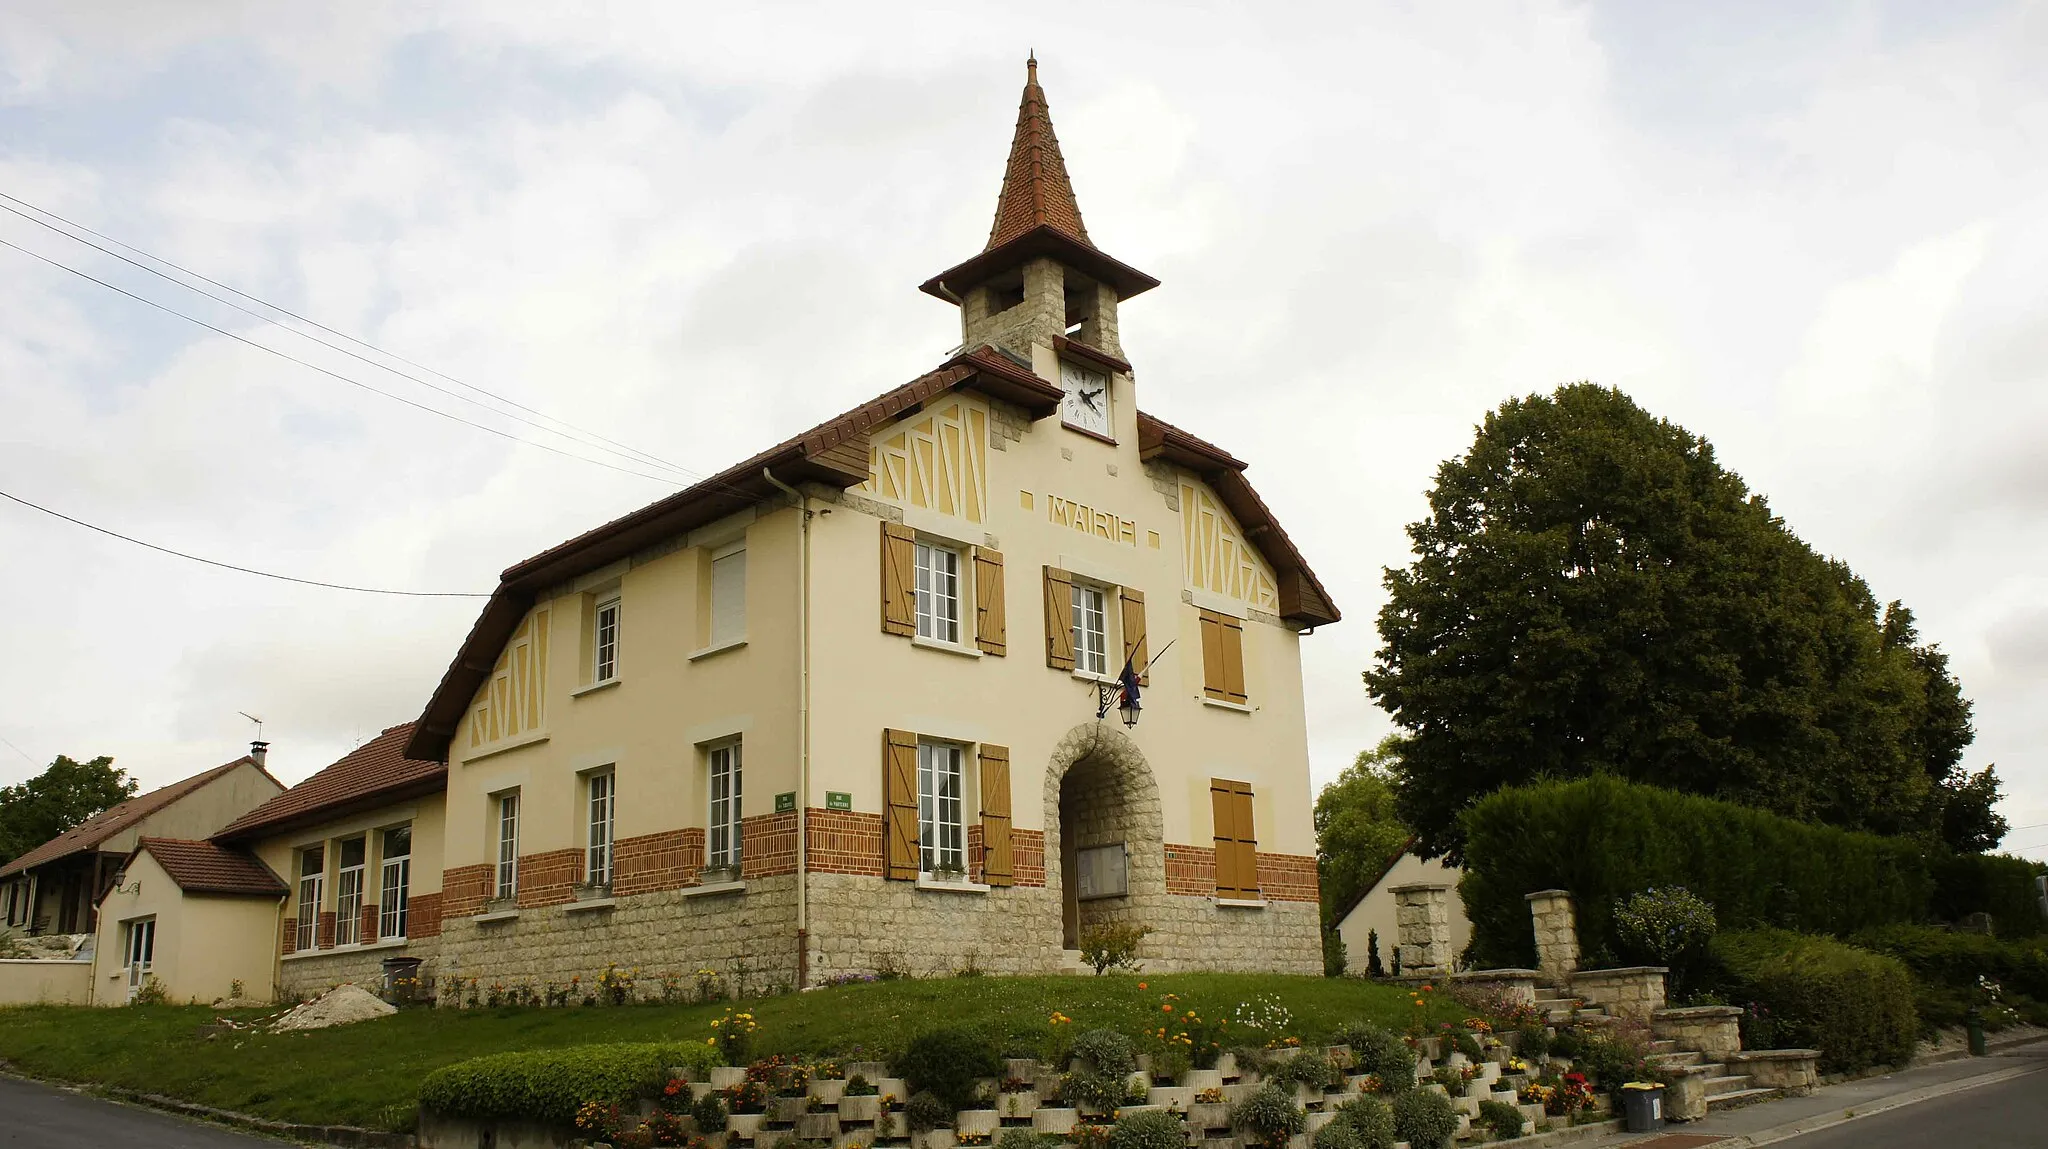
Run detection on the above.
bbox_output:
[249,741,269,767]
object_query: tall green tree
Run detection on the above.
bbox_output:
[1314,736,1413,925]
[0,755,135,865]
[1365,383,1985,861]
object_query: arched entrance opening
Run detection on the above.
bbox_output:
[1043,724,1165,951]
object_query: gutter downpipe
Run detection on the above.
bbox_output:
[762,467,811,989]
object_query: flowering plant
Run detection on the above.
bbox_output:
[722,1079,767,1113]
[1195,1087,1224,1104]
[575,1101,624,1139]
[710,1007,758,1064]
[598,962,639,1006]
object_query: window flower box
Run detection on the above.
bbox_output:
[574,879,611,901]
[699,863,742,886]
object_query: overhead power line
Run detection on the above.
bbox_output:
[0,236,691,487]
[0,194,702,483]
[0,488,491,597]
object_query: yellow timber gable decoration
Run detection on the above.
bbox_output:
[1181,481,1280,610]
[862,400,989,524]
[468,607,549,750]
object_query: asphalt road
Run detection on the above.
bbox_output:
[0,1074,284,1148]
[1780,1047,2048,1148]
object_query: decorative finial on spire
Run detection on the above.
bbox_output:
[1027,52,1037,85]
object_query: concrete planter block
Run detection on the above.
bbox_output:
[1454,1096,1481,1118]
[1520,1102,1544,1126]
[668,1065,703,1084]
[836,1132,877,1149]
[878,1079,909,1101]
[998,1092,1040,1120]
[1186,1103,1231,1131]
[728,1113,765,1141]
[1727,1049,1821,1095]
[1215,1054,1240,1081]
[1181,1069,1223,1091]
[1149,1087,1195,1109]
[1285,1135,1309,1149]
[956,1111,1000,1137]
[712,1067,749,1090]
[848,1062,892,1081]
[1127,1072,1153,1097]
[1033,1109,1080,1136]
[798,1113,843,1140]
[1304,1111,1334,1135]
[1291,1084,1319,1108]
[841,1096,883,1123]
[769,1097,810,1123]
[1220,1083,1263,1105]
[1323,1044,1352,1068]
[920,1130,957,1149]
[813,1079,850,1105]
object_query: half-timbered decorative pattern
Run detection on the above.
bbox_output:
[1180,482,1280,610]
[862,400,991,523]
[468,608,550,750]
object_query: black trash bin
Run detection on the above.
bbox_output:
[1620,1084,1665,1133]
[381,956,425,1002]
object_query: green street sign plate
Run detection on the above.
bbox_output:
[774,791,797,813]
[826,791,852,811]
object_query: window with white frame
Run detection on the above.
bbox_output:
[708,741,743,869]
[495,792,520,900]
[586,770,616,886]
[917,740,966,874]
[379,824,412,939]
[1071,582,1109,675]
[593,594,621,682]
[709,543,747,647]
[334,836,366,945]
[295,846,324,950]
[122,916,155,1000]
[913,540,962,643]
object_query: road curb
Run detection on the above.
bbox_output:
[0,1064,411,1147]
[1711,1060,2045,1147]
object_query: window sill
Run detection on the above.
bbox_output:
[1214,897,1268,909]
[916,875,991,894]
[565,897,616,913]
[471,909,520,924]
[1072,668,1117,684]
[684,880,747,899]
[1201,696,1254,714]
[1061,422,1119,447]
[912,636,982,659]
[688,638,748,662]
[464,730,550,763]
[283,936,410,960]
[571,678,621,698]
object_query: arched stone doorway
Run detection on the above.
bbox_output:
[1042,723,1165,951]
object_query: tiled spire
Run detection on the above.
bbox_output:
[985,54,1093,251]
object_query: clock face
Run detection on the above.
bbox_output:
[1060,361,1111,437]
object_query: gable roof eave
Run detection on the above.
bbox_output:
[0,756,259,879]
[406,349,1064,763]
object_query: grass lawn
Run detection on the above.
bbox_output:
[0,973,1462,1131]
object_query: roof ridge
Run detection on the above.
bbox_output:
[0,754,259,878]
[986,55,1091,251]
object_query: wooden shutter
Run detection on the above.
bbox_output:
[973,548,1006,656]
[880,522,915,636]
[978,743,1013,886]
[883,729,920,880]
[1043,567,1076,670]
[1210,779,1259,897]
[1118,587,1148,685]
[1200,609,1248,704]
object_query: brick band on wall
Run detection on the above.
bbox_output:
[1163,844,1318,902]
[440,864,492,921]
[360,903,379,944]
[742,811,798,879]
[315,911,336,949]
[806,809,884,877]
[515,849,581,909]
[280,916,297,955]
[408,892,443,939]
[613,828,695,896]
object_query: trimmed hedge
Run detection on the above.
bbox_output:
[1931,853,2046,938]
[417,1042,701,1125]
[1850,923,2048,1029]
[1713,929,1917,1073]
[1460,777,1933,965]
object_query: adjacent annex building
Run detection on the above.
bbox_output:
[400,58,1339,989]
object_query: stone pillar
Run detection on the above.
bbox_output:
[1525,889,1579,982]
[1390,882,1452,974]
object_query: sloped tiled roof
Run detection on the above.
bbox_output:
[987,55,1091,250]
[0,756,266,879]
[136,838,287,897]
[214,723,444,843]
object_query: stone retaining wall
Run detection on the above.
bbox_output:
[1653,1005,1743,1060]
[1727,1049,1821,1094]
[1569,966,1667,1023]
[279,940,443,1001]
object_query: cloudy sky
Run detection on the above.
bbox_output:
[3,2,2045,859]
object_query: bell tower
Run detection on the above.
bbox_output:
[921,57,1158,369]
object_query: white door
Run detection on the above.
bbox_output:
[124,918,155,1002]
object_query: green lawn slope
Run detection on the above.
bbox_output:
[0,974,1455,1131]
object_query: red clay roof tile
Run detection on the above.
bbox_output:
[213,723,443,842]
[135,838,287,897]
[0,756,270,879]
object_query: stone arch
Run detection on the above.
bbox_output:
[1042,723,1167,950]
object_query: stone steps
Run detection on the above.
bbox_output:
[1706,1085,1783,1110]
[1648,1051,1703,1069]
[1702,1073,1755,1096]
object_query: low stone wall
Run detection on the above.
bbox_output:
[1447,968,1541,1005]
[1654,1005,1743,1061]
[1570,966,1667,1023]
[418,1114,564,1149]
[434,874,800,995]
[1727,1049,1821,1094]
[0,958,91,1005]
[279,940,442,1002]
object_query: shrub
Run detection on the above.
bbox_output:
[1459,777,1933,966]
[1335,1024,1414,1091]
[1850,923,2048,1029]
[906,1091,952,1134]
[1512,1025,1549,1060]
[1228,1084,1305,1149]
[419,1042,694,1125]
[1265,1052,1339,1092]
[1931,853,2047,938]
[896,1028,1002,1113]
[692,1090,729,1133]
[1714,929,1918,1073]
[1323,928,1348,978]
[1390,1089,1459,1149]
[1478,1099,1525,1139]
[996,1130,1050,1149]
[1614,886,1718,994]
[1079,923,1152,975]
[1109,1108,1185,1149]
[1319,1097,1395,1149]
[1070,1028,1139,1079]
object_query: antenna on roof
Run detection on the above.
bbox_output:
[238,712,269,767]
